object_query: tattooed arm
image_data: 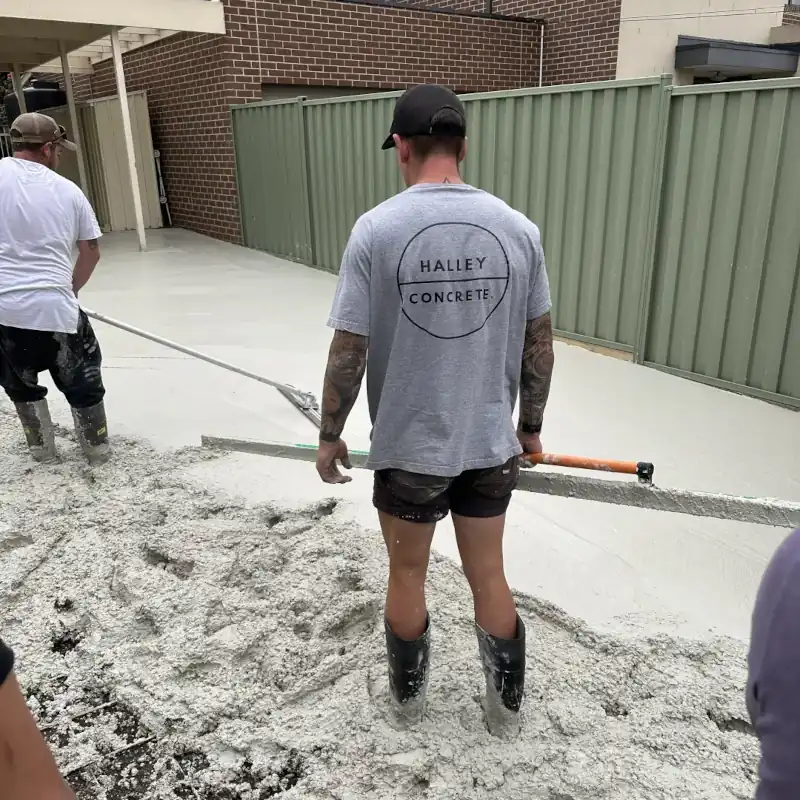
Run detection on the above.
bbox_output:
[320,330,368,441]
[317,330,368,483]
[518,311,555,443]
[73,238,100,294]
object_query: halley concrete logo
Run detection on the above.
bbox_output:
[396,222,510,340]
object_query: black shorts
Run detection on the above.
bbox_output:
[0,310,105,409]
[373,456,520,524]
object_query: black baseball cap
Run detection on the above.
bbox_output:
[381,84,467,150]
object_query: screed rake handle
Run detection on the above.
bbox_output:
[524,453,655,484]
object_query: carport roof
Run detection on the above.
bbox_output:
[0,0,226,72]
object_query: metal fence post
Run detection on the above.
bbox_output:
[634,73,673,364]
[297,97,317,268]
[229,106,248,248]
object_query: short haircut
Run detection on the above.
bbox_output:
[12,141,45,154]
[408,134,464,160]
[407,107,465,160]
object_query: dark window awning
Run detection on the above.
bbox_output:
[675,35,799,80]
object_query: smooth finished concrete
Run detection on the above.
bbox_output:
[14,229,800,641]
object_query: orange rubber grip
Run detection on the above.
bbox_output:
[523,452,646,477]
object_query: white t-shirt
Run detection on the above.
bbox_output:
[0,158,102,334]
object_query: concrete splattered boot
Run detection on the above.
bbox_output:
[14,400,57,462]
[476,614,526,739]
[71,401,110,464]
[385,616,430,722]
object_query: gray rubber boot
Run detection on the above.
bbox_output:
[71,402,110,464]
[14,400,57,462]
[385,616,430,722]
[476,614,526,739]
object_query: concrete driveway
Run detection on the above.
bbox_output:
[26,228,800,640]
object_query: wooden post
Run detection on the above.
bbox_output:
[11,65,27,114]
[60,42,89,194]
[110,28,147,251]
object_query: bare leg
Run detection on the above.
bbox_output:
[453,512,516,639]
[0,672,75,799]
[379,510,435,641]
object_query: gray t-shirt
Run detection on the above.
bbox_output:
[328,183,551,476]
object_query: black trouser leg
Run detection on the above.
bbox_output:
[0,325,49,403]
[49,311,105,409]
[0,325,58,460]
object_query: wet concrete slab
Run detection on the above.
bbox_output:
[39,229,800,640]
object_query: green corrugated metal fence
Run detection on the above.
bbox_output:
[304,92,403,271]
[231,76,800,405]
[460,78,668,351]
[642,79,800,406]
[231,99,312,263]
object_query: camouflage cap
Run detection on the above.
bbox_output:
[10,112,77,151]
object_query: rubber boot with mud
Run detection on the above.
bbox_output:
[14,400,57,462]
[385,616,430,722]
[476,614,526,739]
[71,402,110,464]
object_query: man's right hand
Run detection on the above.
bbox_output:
[316,438,353,484]
[518,431,543,467]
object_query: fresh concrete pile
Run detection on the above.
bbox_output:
[0,406,759,799]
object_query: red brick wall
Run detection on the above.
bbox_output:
[495,0,621,85]
[69,34,244,242]
[391,0,622,85]
[62,0,620,244]
[231,0,542,96]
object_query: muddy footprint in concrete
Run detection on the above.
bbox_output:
[328,599,381,640]
[0,533,34,554]
[141,544,195,579]
[51,626,83,655]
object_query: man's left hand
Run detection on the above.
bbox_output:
[317,439,353,484]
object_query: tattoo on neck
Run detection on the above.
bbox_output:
[442,177,451,184]
[320,330,368,440]
[519,312,554,431]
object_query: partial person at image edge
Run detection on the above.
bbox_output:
[315,84,554,738]
[0,637,76,799]
[748,527,800,798]
[0,112,109,465]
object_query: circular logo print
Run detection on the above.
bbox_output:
[396,222,510,340]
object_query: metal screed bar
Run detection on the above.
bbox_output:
[200,437,800,529]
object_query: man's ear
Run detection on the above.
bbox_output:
[397,137,412,164]
[459,137,468,163]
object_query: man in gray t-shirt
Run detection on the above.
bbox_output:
[316,85,555,737]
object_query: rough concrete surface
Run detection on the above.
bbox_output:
[0,409,759,799]
[4,228,797,798]
[71,230,798,640]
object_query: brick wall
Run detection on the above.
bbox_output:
[73,34,245,242]
[395,0,622,85]
[61,0,620,244]
[230,0,543,96]
[496,0,621,85]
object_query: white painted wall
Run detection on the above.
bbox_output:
[616,0,791,84]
